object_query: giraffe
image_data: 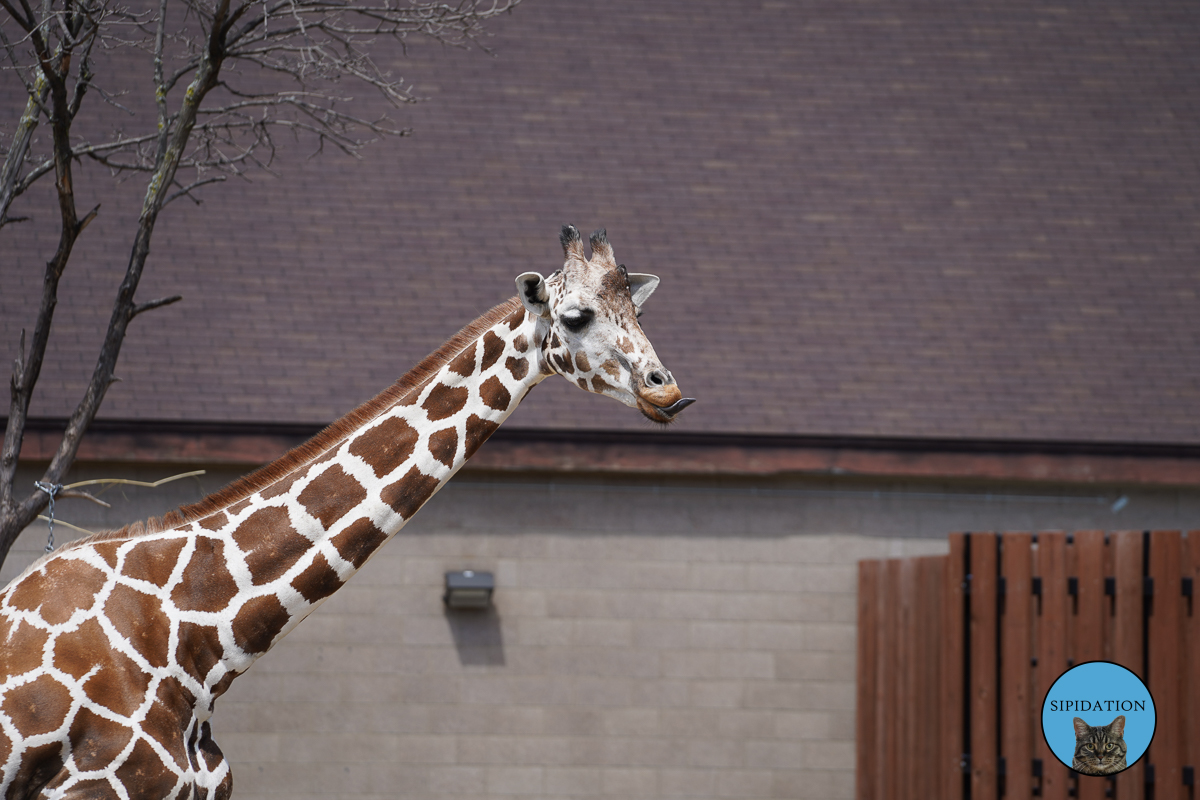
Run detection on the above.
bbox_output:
[0,225,693,800]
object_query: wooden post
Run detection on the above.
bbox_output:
[1111,530,1144,800]
[1073,530,1108,800]
[857,560,881,800]
[969,532,998,800]
[1000,533,1034,799]
[1036,532,1071,800]
[1146,531,1184,800]
[943,534,968,800]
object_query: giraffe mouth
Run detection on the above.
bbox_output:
[637,396,696,423]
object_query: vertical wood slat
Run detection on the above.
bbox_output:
[969,533,998,800]
[1000,533,1034,800]
[1073,530,1107,663]
[1073,530,1108,800]
[1111,530,1144,800]
[1185,532,1200,794]
[1036,532,1071,800]
[857,560,881,800]
[943,534,967,800]
[883,559,902,800]
[1146,531,1184,800]
[898,558,916,800]
[916,556,946,800]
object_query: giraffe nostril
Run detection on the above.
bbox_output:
[645,369,670,388]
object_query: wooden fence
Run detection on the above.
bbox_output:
[857,531,1200,800]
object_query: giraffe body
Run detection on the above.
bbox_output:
[0,227,690,799]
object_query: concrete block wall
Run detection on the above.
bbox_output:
[211,525,943,800]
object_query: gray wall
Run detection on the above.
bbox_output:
[6,463,1199,799]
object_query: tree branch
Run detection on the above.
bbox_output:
[130,294,182,317]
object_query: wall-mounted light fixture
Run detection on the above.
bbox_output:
[443,570,494,609]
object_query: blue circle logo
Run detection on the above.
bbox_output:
[1041,661,1154,776]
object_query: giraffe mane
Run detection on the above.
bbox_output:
[58,296,526,553]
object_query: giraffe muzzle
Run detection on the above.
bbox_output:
[635,378,695,422]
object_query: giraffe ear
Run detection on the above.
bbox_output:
[628,273,660,310]
[516,272,551,318]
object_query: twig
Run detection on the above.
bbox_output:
[35,515,93,536]
[62,469,207,491]
[129,294,183,317]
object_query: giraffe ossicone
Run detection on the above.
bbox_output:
[0,225,692,800]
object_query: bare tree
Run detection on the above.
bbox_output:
[0,0,520,568]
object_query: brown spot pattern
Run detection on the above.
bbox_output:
[171,539,238,613]
[3,674,72,737]
[8,559,107,626]
[463,414,501,461]
[53,618,106,681]
[513,333,529,353]
[506,356,529,381]
[428,427,459,468]
[381,466,441,519]
[592,375,619,394]
[291,553,345,604]
[449,345,476,377]
[68,707,134,769]
[479,376,512,411]
[601,359,622,378]
[105,584,172,669]
[8,741,64,800]
[92,541,121,569]
[231,506,311,586]
[260,465,311,501]
[577,378,589,390]
[73,625,153,717]
[349,416,419,478]
[481,331,505,371]
[506,308,525,330]
[298,465,367,530]
[0,620,48,677]
[618,336,635,354]
[231,595,289,655]
[225,497,252,516]
[197,511,228,532]
[422,383,469,421]
[552,353,574,375]
[114,737,177,800]
[575,351,591,372]
[175,622,224,684]
[330,518,389,570]
[143,677,193,770]
[198,722,226,772]
[121,537,188,589]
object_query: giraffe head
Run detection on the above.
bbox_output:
[517,225,695,424]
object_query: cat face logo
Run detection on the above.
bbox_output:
[1072,715,1127,776]
[1040,662,1154,777]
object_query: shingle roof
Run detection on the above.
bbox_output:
[5,0,1200,444]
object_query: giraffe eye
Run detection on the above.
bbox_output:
[562,309,593,332]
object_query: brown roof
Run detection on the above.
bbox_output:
[5,0,1200,445]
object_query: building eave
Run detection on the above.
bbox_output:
[11,419,1200,488]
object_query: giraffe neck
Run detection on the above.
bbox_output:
[158,300,546,704]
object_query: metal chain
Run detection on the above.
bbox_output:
[34,481,63,552]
